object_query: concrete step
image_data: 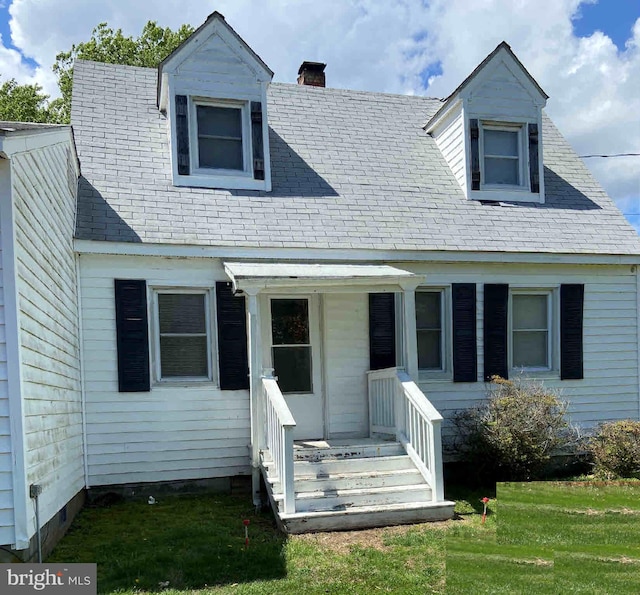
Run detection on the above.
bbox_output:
[279,500,456,533]
[275,483,432,513]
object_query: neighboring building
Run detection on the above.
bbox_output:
[1,9,640,549]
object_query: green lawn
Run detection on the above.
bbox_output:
[48,481,640,594]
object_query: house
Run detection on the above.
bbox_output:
[1,10,640,552]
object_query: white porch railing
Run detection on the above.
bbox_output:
[259,376,296,514]
[367,367,445,502]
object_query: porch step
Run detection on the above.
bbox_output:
[261,439,455,532]
[271,467,424,494]
[280,500,456,533]
[274,483,432,513]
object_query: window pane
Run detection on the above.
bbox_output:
[197,106,241,139]
[160,336,208,377]
[513,331,548,368]
[484,129,518,156]
[416,292,441,329]
[198,137,243,170]
[158,293,206,334]
[273,346,312,393]
[485,157,518,185]
[513,295,547,330]
[271,299,310,345]
[418,330,441,370]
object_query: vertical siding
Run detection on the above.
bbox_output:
[398,262,640,448]
[11,143,83,538]
[324,293,369,438]
[80,255,250,486]
[432,109,466,192]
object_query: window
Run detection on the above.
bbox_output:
[270,298,312,393]
[155,290,211,380]
[511,292,552,370]
[196,105,244,171]
[481,123,524,188]
[189,99,251,176]
[416,290,444,371]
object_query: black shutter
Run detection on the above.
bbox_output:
[369,293,396,370]
[470,118,481,191]
[175,95,190,175]
[251,101,265,180]
[483,284,509,381]
[560,284,584,380]
[216,282,249,390]
[528,123,539,193]
[114,279,150,392]
[452,283,477,382]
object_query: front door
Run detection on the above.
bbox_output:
[266,295,323,439]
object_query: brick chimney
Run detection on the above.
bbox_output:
[297,61,326,87]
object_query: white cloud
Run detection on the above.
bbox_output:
[1,0,638,205]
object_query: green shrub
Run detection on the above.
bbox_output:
[589,420,640,479]
[453,377,578,482]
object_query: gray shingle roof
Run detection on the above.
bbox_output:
[71,59,640,255]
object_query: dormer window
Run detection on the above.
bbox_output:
[193,101,249,174]
[482,124,523,187]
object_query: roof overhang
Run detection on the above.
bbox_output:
[224,262,419,293]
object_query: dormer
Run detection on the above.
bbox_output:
[158,12,273,191]
[426,42,548,204]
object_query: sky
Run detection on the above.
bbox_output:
[0,0,638,229]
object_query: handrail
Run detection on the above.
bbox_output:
[260,376,296,514]
[368,367,445,502]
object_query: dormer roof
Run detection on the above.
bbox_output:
[157,11,273,109]
[425,41,548,132]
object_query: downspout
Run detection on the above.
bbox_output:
[76,254,89,489]
[636,266,640,422]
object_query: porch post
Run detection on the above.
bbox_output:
[401,282,420,381]
[246,288,263,506]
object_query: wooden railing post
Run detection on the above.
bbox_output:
[431,418,444,502]
[282,425,295,514]
[246,289,262,507]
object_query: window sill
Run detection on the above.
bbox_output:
[418,370,452,383]
[508,368,559,380]
[471,188,543,204]
[173,172,270,191]
[153,380,218,389]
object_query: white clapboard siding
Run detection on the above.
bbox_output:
[80,254,252,487]
[396,261,640,446]
[323,293,370,438]
[11,143,83,539]
[431,109,466,192]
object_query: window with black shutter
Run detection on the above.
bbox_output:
[483,284,509,381]
[115,279,150,392]
[560,284,584,380]
[452,283,477,382]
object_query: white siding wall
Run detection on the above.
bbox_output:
[431,108,467,192]
[400,262,640,445]
[0,167,14,544]
[323,293,369,438]
[467,61,538,120]
[80,255,250,487]
[11,143,83,538]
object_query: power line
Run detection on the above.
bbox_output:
[579,152,640,158]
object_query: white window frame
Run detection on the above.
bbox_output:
[479,121,528,191]
[509,289,555,373]
[416,287,450,377]
[152,287,214,384]
[189,98,253,179]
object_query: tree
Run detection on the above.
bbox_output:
[52,20,194,122]
[0,77,64,123]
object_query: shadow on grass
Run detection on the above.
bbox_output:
[48,494,286,594]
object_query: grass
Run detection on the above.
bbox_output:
[48,481,640,594]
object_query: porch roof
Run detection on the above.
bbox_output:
[224,262,417,292]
